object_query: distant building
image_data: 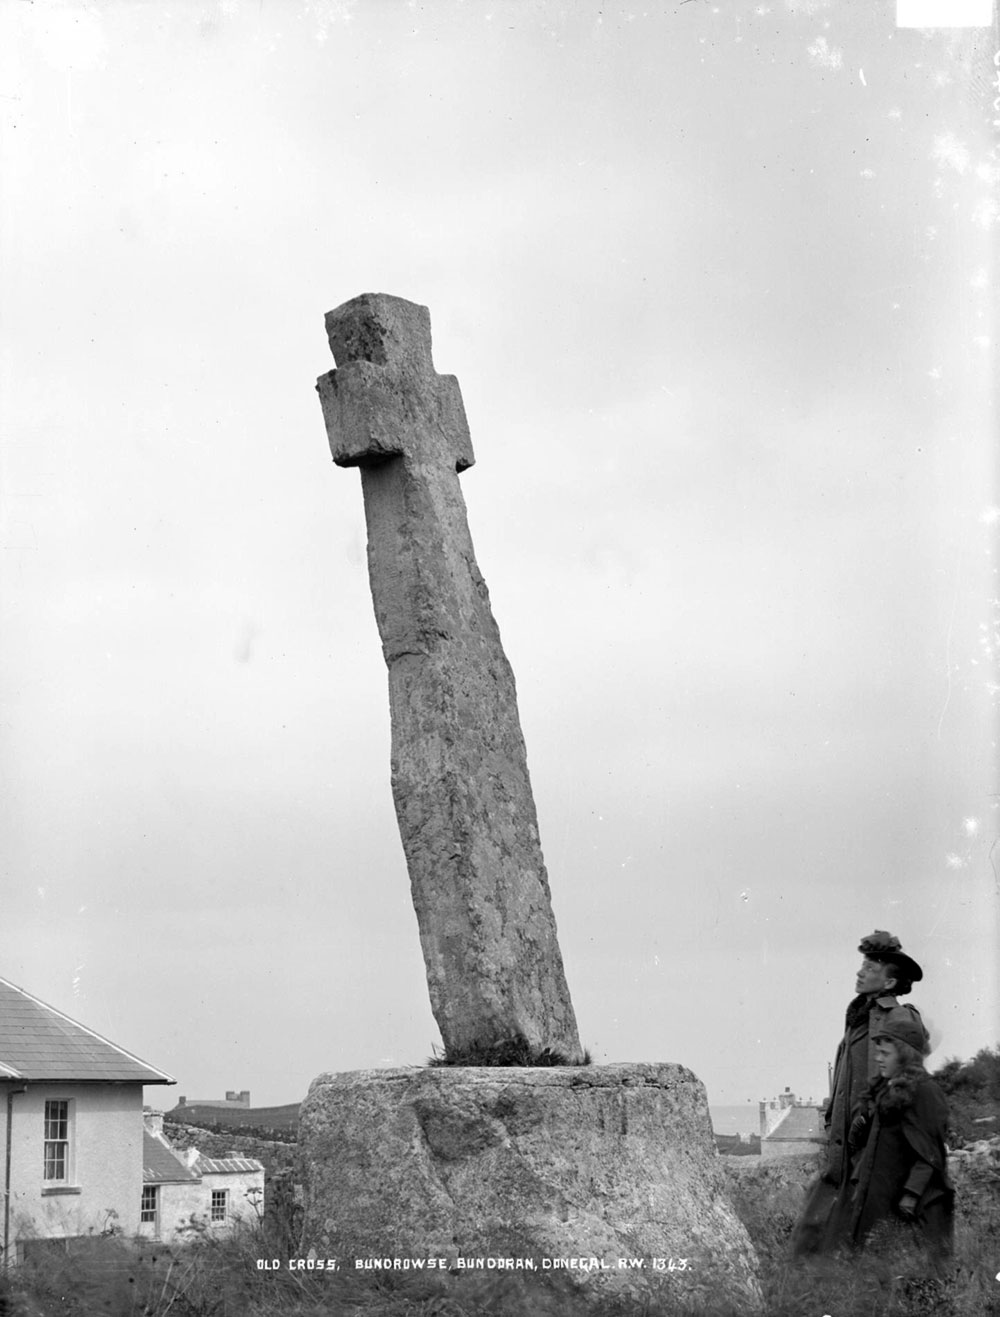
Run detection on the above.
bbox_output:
[174,1090,251,1110]
[140,1110,263,1241]
[0,975,174,1262]
[759,1087,825,1160]
[759,1087,797,1138]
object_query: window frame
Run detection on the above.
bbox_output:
[140,1184,159,1226]
[210,1188,228,1224]
[42,1099,72,1184]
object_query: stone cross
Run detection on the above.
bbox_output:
[317,293,582,1062]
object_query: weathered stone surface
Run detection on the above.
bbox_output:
[316,293,581,1062]
[300,1063,762,1311]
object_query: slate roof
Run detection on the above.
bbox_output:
[763,1105,825,1142]
[0,977,174,1084]
[142,1130,200,1184]
[194,1154,264,1175]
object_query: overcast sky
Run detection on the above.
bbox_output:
[1,0,996,1112]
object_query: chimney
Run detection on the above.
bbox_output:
[239,1090,250,1106]
[144,1110,164,1137]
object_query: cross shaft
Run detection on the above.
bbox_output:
[317,293,582,1061]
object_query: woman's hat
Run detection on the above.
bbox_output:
[871,1007,928,1054]
[858,930,923,985]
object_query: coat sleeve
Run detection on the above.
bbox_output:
[900,1081,949,1174]
[903,1159,934,1198]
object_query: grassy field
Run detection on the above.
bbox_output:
[1,1143,996,1317]
[161,1104,301,1137]
[3,1051,996,1316]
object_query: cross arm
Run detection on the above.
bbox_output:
[316,293,474,473]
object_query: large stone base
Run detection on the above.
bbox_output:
[299,1063,761,1311]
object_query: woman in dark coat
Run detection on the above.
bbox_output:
[792,930,927,1256]
[848,1008,954,1260]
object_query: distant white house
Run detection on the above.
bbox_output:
[140,1111,264,1241]
[172,1090,252,1113]
[0,977,265,1262]
[759,1088,826,1160]
[0,975,175,1262]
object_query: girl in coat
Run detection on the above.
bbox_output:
[792,930,927,1256]
[848,1007,954,1261]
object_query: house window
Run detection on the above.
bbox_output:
[140,1185,158,1223]
[43,1100,70,1181]
[210,1189,228,1223]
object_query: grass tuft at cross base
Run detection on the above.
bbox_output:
[426,1032,593,1067]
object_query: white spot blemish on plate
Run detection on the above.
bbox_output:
[972,197,1000,229]
[931,132,970,175]
[806,35,843,69]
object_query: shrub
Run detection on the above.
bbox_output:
[933,1046,1000,1100]
[931,1046,1000,1147]
[427,1033,592,1067]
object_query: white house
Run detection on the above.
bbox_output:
[759,1089,826,1160]
[140,1111,264,1241]
[0,975,175,1263]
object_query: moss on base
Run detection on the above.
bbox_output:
[427,1033,592,1067]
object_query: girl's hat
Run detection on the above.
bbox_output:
[871,1007,928,1054]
